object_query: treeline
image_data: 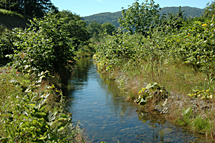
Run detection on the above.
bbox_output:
[160,6,204,17]
[0,0,57,18]
[87,21,116,41]
[83,12,121,28]
[82,6,205,28]
[84,5,207,42]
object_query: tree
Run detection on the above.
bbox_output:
[204,1,215,18]
[0,0,57,18]
[11,12,76,74]
[57,10,90,50]
[87,21,102,39]
[159,6,186,32]
[101,22,115,35]
[118,0,160,36]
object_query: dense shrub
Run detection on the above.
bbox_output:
[94,15,215,79]
[0,68,77,142]
[0,30,19,65]
[8,13,76,76]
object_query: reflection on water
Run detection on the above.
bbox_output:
[68,59,210,143]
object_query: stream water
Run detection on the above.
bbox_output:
[68,59,210,143]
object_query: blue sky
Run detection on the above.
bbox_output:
[51,0,212,17]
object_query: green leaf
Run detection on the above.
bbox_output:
[35,112,46,117]
[27,104,36,107]
[39,136,47,140]
[58,126,65,132]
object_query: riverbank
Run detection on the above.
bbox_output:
[93,57,215,140]
[67,58,210,142]
[92,14,215,139]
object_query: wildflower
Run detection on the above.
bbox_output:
[202,24,207,27]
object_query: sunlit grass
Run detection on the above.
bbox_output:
[118,59,214,96]
[145,61,212,95]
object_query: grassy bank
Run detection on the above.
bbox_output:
[93,56,215,133]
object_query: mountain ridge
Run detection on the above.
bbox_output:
[82,6,204,27]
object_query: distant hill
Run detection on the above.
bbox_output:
[160,6,204,17]
[83,11,122,28]
[82,6,204,28]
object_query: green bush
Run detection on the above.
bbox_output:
[0,30,19,65]
[118,0,160,36]
[8,13,76,76]
[0,68,78,142]
[170,17,215,80]
[94,15,215,81]
[56,10,90,51]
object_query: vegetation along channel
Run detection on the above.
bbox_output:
[0,0,215,142]
[68,58,211,142]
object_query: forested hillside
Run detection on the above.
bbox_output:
[83,6,204,27]
[160,6,204,17]
[83,11,122,27]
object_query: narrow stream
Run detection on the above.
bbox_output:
[68,59,209,143]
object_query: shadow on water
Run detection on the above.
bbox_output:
[67,58,212,143]
[67,59,92,100]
